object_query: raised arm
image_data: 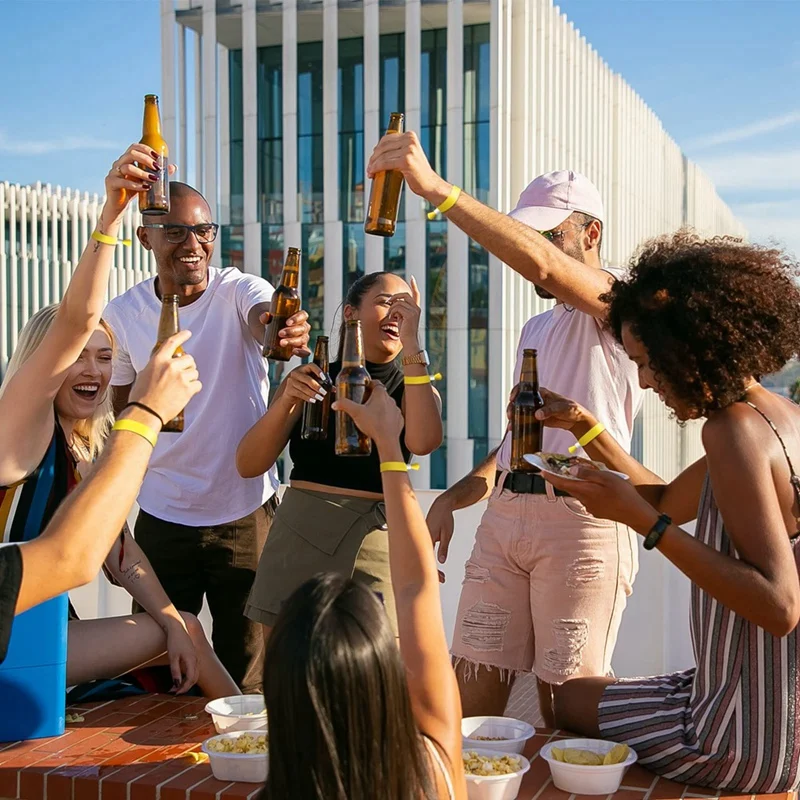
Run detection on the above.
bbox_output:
[367,133,612,318]
[332,386,464,776]
[236,363,328,478]
[15,332,201,614]
[0,145,167,483]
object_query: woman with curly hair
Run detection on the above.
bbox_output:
[532,231,800,793]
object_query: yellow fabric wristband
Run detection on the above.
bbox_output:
[112,419,158,448]
[427,185,462,220]
[404,375,431,385]
[380,462,421,473]
[92,230,132,247]
[568,422,606,454]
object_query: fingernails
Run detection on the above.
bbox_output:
[315,392,325,402]
[308,397,317,404]
[151,150,159,160]
[148,173,158,181]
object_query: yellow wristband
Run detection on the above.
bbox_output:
[404,375,431,385]
[427,185,462,220]
[380,462,421,473]
[92,230,132,247]
[112,419,158,448]
[568,422,606,454]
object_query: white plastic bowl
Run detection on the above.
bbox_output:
[201,730,269,783]
[539,738,638,795]
[463,748,531,800]
[204,694,267,734]
[462,716,536,755]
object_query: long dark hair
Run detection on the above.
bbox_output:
[335,272,389,361]
[261,573,437,800]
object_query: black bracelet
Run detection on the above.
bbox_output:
[125,401,165,428]
[643,513,671,551]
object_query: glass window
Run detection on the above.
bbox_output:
[257,45,283,224]
[427,219,448,489]
[229,50,244,225]
[220,225,244,271]
[298,43,324,225]
[262,224,285,285]
[301,223,326,345]
[384,221,405,277]
[343,222,365,295]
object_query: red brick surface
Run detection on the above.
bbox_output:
[0,696,793,799]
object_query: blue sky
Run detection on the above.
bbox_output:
[0,0,797,255]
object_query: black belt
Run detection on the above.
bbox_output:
[495,470,570,497]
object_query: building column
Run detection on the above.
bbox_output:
[178,24,188,181]
[323,0,342,333]
[363,0,383,274]
[283,0,301,251]
[219,43,231,227]
[243,0,261,275]
[445,0,472,485]
[160,0,177,155]
[202,0,218,237]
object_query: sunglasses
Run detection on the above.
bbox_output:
[538,220,591,242]
[142,223,220,244]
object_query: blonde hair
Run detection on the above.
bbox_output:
[0,304,115,460]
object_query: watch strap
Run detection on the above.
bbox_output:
[643,513,671,551]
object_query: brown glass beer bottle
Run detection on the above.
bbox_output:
[300,335,331,441]
[153,294,185,432]
[139,94,170,215]
[262,247,301,361]
[335,320,372,456]
[364,112,405,237]
[509,349,545,472]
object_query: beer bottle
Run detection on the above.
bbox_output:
[262,247,302,361]
[364,112,405,237]
[301,335,331,441]
[509,349,545,472]
[335,320,372,456]
[153,294,185,432]
[139,94,170,215]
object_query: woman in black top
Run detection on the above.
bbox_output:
[237,271,442,639]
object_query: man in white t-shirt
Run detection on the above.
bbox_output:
[102,182,310,692]
[366,136,643,723]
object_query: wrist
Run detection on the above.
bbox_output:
[98,208,124,231]
[629,505,662,537]
[569,410,599,439]
[118,405,163,432]
[401,336,422,355]
[423,177,453,207]
[376,438,405,463]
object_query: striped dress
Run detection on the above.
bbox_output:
[598,473,800,793]
[0,421,79,544]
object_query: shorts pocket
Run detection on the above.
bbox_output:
[558,496,610,524]
[280,489,363,556]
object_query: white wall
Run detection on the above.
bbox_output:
[69,488,695,679]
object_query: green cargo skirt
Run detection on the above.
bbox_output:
[244,486,396,634]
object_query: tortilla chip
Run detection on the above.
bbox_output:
[550,747,565,762]
[603,744,629,765]
[562,748,604,766]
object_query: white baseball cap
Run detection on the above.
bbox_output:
[508,170,605,231]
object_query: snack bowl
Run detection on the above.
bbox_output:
[462,748,531,800]
[462,716,536,754]
[201,730,268,783]
[204,694,267,734]
[539,738,637,795]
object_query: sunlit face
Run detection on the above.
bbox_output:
[621,322,691,419]
[345,273,412,361]
[138,191,215,289]
[54,327,113,422]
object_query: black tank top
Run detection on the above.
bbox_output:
[288,359,411,493]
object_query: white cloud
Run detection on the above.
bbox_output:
[689,111,800,150]
[0,130,121,156]
[697,149,800,191]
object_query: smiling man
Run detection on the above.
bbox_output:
[102,182,311,692]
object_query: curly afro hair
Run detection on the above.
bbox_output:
[603,230,800,419]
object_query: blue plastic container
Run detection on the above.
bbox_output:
[0,593,67,742]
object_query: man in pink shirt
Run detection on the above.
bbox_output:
[367,137,644,723]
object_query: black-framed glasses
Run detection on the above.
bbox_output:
[143,223,220,244]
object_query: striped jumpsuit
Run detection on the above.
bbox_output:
[598,403,800,794]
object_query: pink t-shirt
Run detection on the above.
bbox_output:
[497,267,643,470]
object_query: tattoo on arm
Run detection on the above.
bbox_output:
[120,559,143,584]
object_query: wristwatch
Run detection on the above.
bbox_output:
[643,513,671,551]
[402,349,430,367]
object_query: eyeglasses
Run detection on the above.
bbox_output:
[142,223,220,244]
[538,220,591,243]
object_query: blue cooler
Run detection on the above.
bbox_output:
[0,593,67,742]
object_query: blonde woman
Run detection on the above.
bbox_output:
[0,146,237,698]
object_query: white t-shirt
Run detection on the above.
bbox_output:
[102,267,280,526]
[497,267,643,470]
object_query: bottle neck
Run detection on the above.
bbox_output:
[279,265,299,290]
[143,101,163,138]
[519,356,539,387]
[158,299,180,337]
[341,324,365,367]
[386,114,404,134]
[314,341,330,371]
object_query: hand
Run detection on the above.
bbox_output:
[541,467,658,532]
[505,384,521,431]
[103,144,178,221]
[426,495,455,584]
[281,363,329,405]
[366,131,450,203]
[534,387,594,432]
[164,618,200,695]
[332,382,403,448]
[260,309,312,358]
[389,276,423,351]
[129,331,202,425]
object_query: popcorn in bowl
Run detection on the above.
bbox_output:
[206,731,268,755]
[463,751,523,776]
